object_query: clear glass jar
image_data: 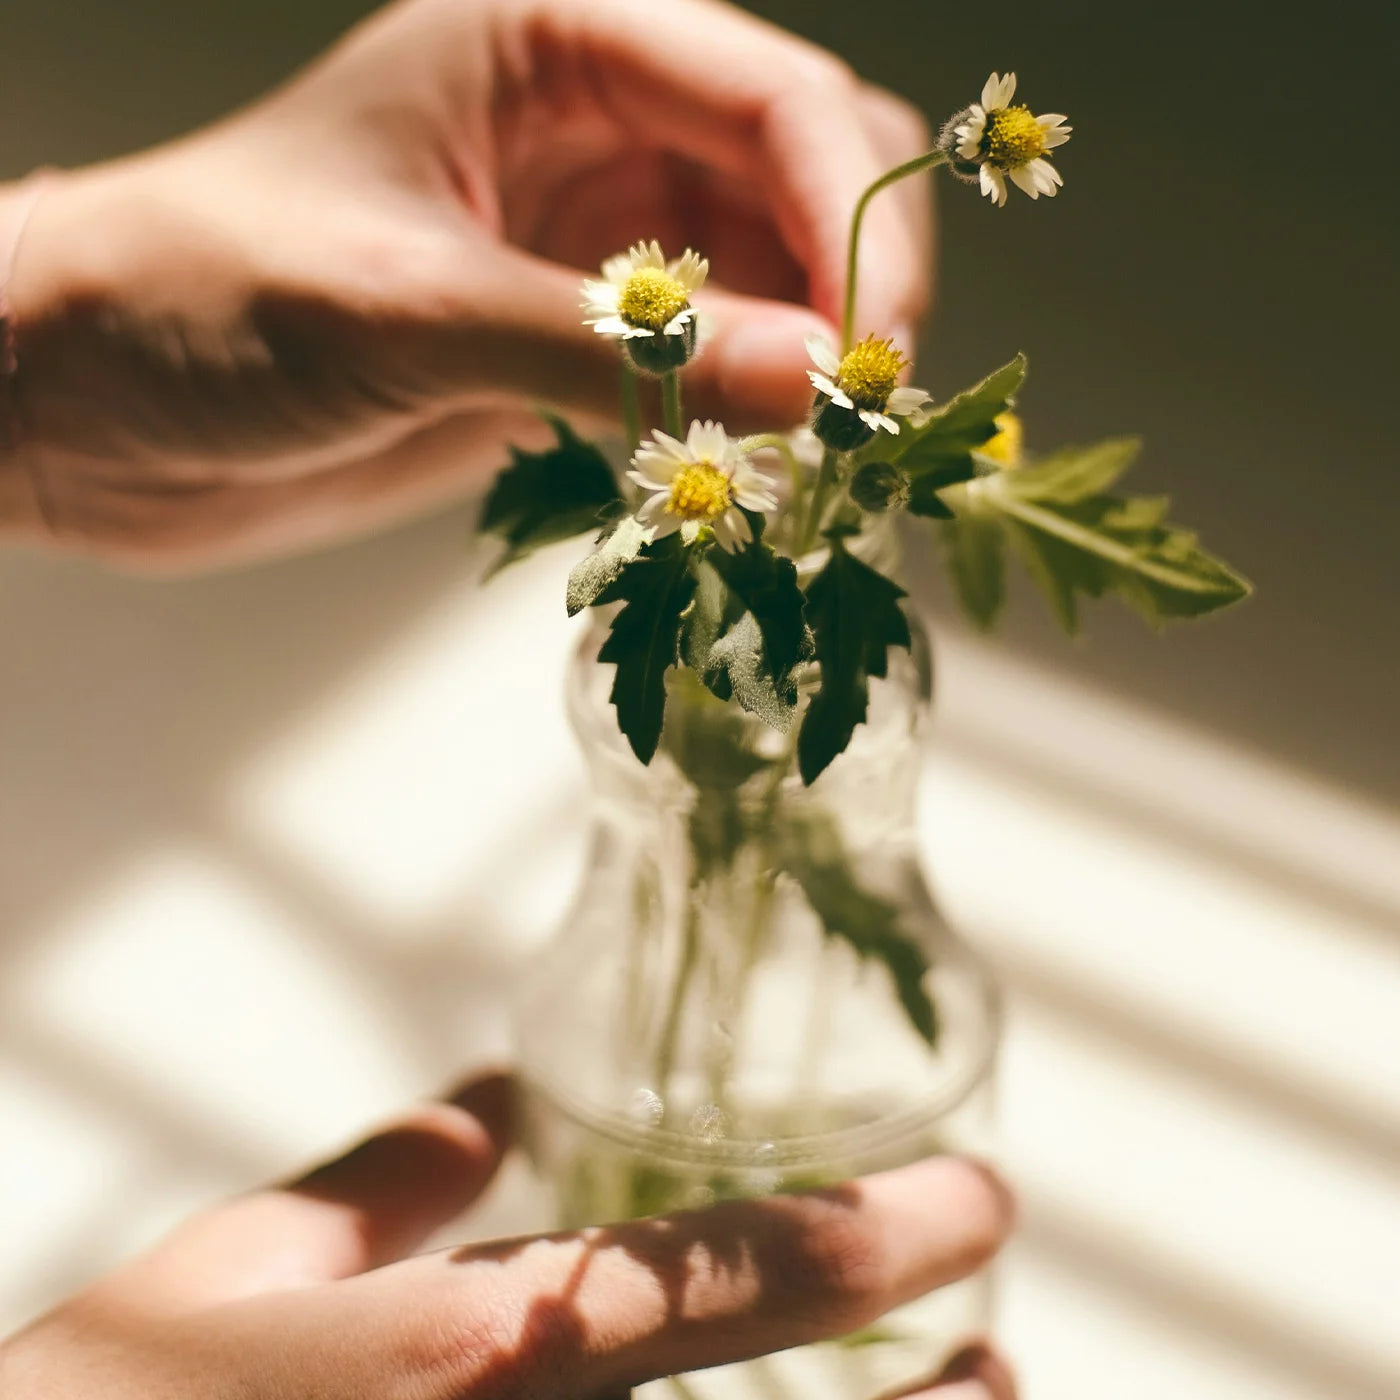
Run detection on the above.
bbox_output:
[515,568,1003,1400]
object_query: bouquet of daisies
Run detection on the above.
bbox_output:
[480,72,1249,789]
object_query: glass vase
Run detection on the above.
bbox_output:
[515,567,1003,1400]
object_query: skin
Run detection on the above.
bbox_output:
[0,6,990,1389]
[0,0,933,569]
[0,1075,1017,1399]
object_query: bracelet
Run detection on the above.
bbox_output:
[0,168,57,450]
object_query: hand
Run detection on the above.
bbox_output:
[0,1075,1015,1399]
[0,0,932,568]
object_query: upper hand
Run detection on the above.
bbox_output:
[0,1075,1015,1399]
[1,0,932,567]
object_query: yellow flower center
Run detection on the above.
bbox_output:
[666,461,733,521]
[618,267,691,332]
[983,105,1048,169]
[979,412,1024,467]
[836,335,908,410]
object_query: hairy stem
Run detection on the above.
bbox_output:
[662,371,685,438]
[842,150,948,352]
[620,364,642,451]
[797,447,840,554]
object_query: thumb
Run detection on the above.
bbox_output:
[685,288,837,435]
[426,240,833,437]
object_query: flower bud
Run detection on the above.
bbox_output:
[850,461,910,513]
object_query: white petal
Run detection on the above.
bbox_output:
[600,254,632,284]
[581,279,620,308]
[635,492,670,524]
[979,164,1007,205]
[806,335,842,376]
[631,240,665,270]
[807,370,839,398]
[650,513,684,539]
[887,387,930,414]
[588,317,632,337]
[629,454,677,490]
[621,325,655,339]
[663,308,695,336]
[1010,164,1042,198]
[981,73,1001,108]
[648,430,691,462]
[687,419,728,460]
[668,249,710,292]
[680,520,702,544]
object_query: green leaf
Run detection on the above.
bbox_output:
[797,541,912,786]
[987,468,1252,631]
[706,612,798,732]
[887,354,1026,486]
[480,416,622,574]
[941,507,1006,630]
[1006,436,1141,504]
[596,534,697,764]
[779,809,937,1046]
[566,515,649,617]
[707,542,812,703]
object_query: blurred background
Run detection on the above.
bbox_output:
[1,2,1397,1397]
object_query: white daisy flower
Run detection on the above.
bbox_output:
[581,240,709,373]
[807,334,930,451]
[945,72,1071,207]
[627,420,777,552]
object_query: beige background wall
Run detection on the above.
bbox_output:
[2,3,1398,1397]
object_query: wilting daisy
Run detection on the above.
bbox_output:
[941,73,1071,207]
[628,420,777,552]
[807,334,931,451]
[582,241,708,374]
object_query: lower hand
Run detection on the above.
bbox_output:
[0,1074,1014,1399]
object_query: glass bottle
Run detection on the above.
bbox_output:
[515,558,1002,1400]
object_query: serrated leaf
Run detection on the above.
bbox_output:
[1006,436,1141,504]
[706,613,798,732]
[906,474,956,519]
[887,354,1026,484]
[797,542,912,785]
[566,515,649,616]
[988,468,1251,631]
[596,534,697,764]
[480,416,622,574]
[779,809,937,1046]
[707,542,812,703]
[941,505,1006,630]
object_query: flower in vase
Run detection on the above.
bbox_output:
[939,72,1071,206]
[628,420,777,551]
[581,241,708,374]
[807,334,931,451]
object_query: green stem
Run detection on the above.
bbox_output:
[654,897,702,1111]
[662,371,685,438]
[797,447,840,555]
[842,150,948,352]
[620,364,642,451]
[741,433,807,523]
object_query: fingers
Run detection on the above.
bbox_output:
[332,1154,1013,1398]
[484,0,929,332]
[109,1074,515,1308]
[894,1342,1019,1400]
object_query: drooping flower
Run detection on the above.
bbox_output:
[940,73,1071,207]
[807,334,931,451]
[582,241,708,374]
[628,420,777,552]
